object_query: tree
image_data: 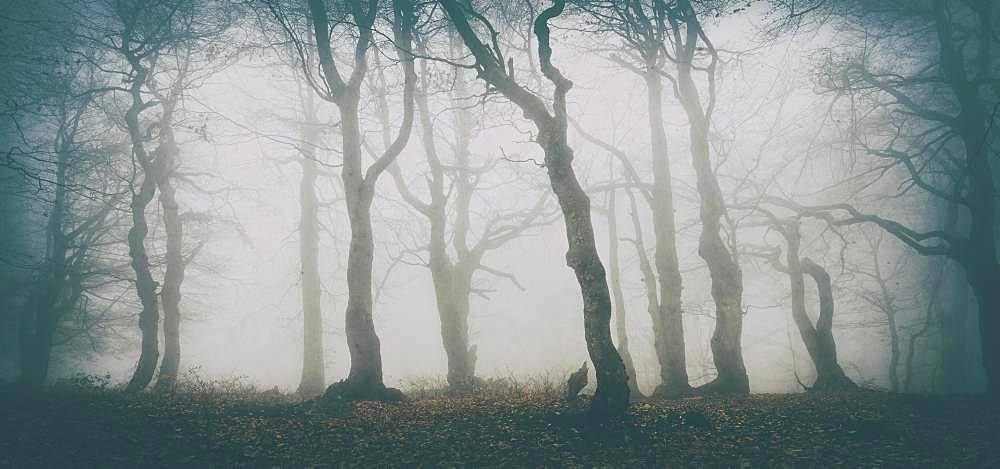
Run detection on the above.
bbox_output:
[667,0,748,395]
[295,81,327,398]
[575,0,691,399]
[382,35,554,391]
[440,0,630,418]
[268,0,417,399]
[748,208,855,390]
[776,0,1000,398]
[604,170,643,397]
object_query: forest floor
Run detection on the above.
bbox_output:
[1,378,997,467]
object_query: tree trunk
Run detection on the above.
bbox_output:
[644,68,690,398]
[154,132,184,393]
[969,267,1000,399]
[296,94,325,399]
[338,98,386,395]
[933,0,998,399]
[885,301,901,393]
[17,147,69,389]
[441,0,629,417]
[800,258,854,390]
[541,130,630,417]
[125,170,159,393]
[674,48,748,396]
[606,185,642,398]
[939,264,971,393]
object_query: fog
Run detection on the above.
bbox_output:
[1,0,992,403]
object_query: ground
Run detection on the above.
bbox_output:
[1,380,997,467]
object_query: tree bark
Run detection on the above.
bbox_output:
[308,0,415,401]
[939,264,971,393]
[644,67,690,398]
[933,0,998,399]
[296,91,326,398]
[606,185,642,398]
[670,3,748,395]
[123,63,160,392]
[154,131,184,392]
[441,0,630,418]
[340,100,385,393]
[800,258,854,390]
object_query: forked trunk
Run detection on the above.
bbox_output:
[800,258,854,390]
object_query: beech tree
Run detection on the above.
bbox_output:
[380,37,554,391]
[575,0,692,399]
[772,0,999,397]
[748,208,855,390]
[439,0,630,417]
[268,0,417,400]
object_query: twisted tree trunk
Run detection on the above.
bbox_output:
[123,63,160,392]
[670,1,748,395]
[442,0,629,418]
[799,258,854,390]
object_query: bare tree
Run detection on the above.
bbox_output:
[575,0,691,399]
[777,0,1000,399]
[439,0,630,418]
[267,0,417,399]
[382,34,554,391]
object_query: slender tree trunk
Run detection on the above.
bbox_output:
[624,188,662,370]
[154,131,184,392]
[644,69,690,398]
[885,304,901,393]
[296,94,326,398]
[606,186,642,397]
[125,170,159,393]
[442,0,629,417]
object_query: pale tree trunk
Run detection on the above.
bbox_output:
[308,0,415,400]
[644,67,690,398]
[341,101,385,393]
[382,47,476,391]
[442,0,629,418]
[296,90,325,398]
[670,5,748,395]
[154,131,184,392]
[606,185,642,397]
[624,187,662,373]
